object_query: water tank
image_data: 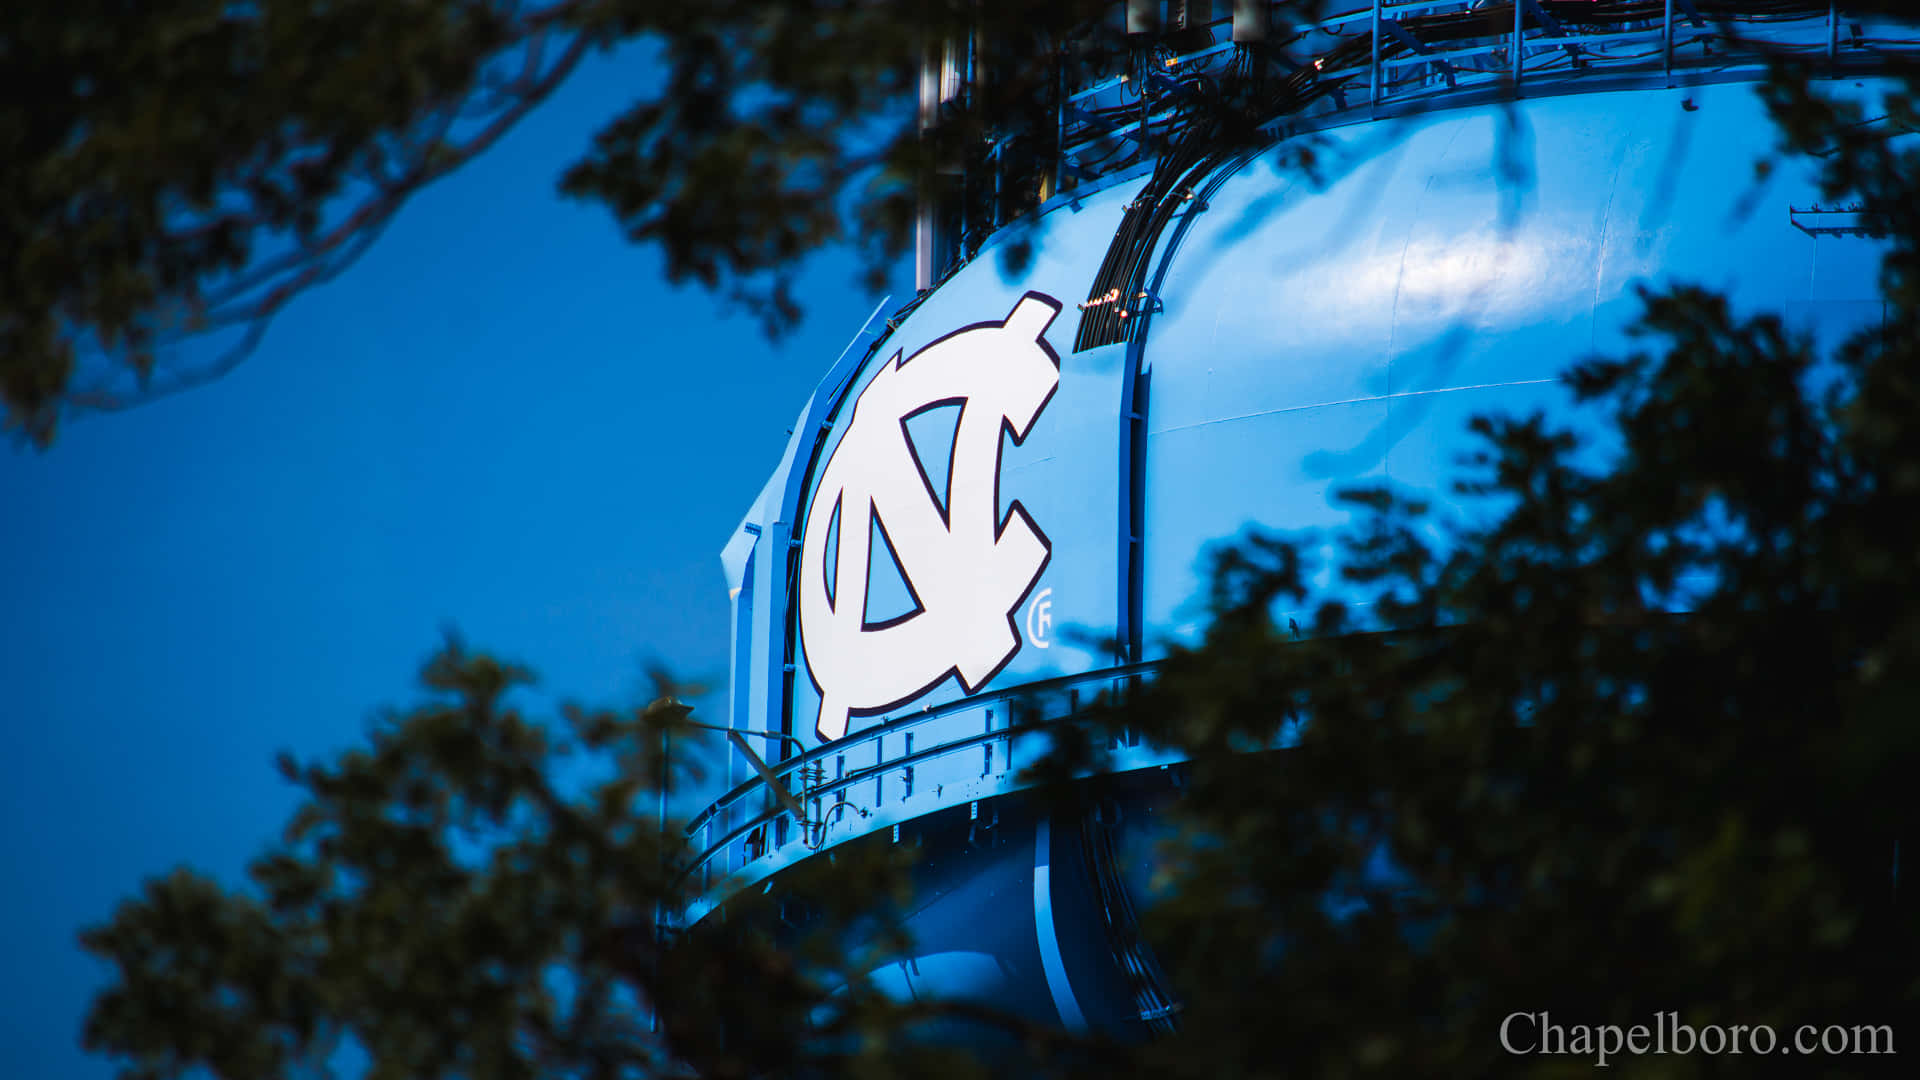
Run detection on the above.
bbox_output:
[687,2,1917,1041]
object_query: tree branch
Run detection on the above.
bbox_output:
[64,27,594,415]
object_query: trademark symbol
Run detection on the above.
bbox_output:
[1026,588,1053,649]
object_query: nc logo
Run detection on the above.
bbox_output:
[798,293,1062,741]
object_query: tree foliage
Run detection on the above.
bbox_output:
[80,638,1110,1080]
[4,1,581,442]
[2,0,1130,446]
[12,1,1899,446]
[68,4,1920,1079]
[1080,60,1920,1077]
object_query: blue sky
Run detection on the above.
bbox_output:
[0,47,903,1079]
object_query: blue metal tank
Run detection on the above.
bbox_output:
[686,2,1918,1041]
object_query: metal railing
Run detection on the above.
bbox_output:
[1054,2,1918,192]
[681,660,1169,902]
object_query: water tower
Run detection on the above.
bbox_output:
[683,1,1917,1039]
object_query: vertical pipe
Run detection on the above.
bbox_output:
[1138,23,1151,160]
[950,33,966,104]
[1663,0,1674,88]
[967,20,976,103]
[1512,0,1523,94]
[1051,47,1065,200]
[915,41,939,292]
[1370,0,1382,113]
[1232,0,1267,43]
[657,725,669,844]
[993,146,1003,231]
[650,722,668,1033]
[913,200,935,290]
[1828,0,1839,73]
[1127,0,1160,37]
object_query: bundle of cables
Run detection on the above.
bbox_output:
[1073,34,1360,351]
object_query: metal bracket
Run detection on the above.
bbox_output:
[680,719,810,828]
[1520,0,1565,37]
[726,730,808,826]
[1519,0,1582,66]
[1060,157,1101,182]
[1145,72,1200,103]
[1380,19,1457,88]
[1063,103,1102,128]
[1790,204,1887,238]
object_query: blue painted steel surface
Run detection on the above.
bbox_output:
[1133,79,1891,646]
[694,16,1912,1036]
[713,80,1894,869]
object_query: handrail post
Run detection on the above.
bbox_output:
[1663,0,1674,87]
[1370,0,1382,114]
[1828,0,1839,74]
[1512,0,1523,95]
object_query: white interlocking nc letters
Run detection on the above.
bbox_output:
[798,293,1062,741]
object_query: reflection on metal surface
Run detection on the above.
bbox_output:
[697,0,1917,1043]
[708,75,1907,902]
